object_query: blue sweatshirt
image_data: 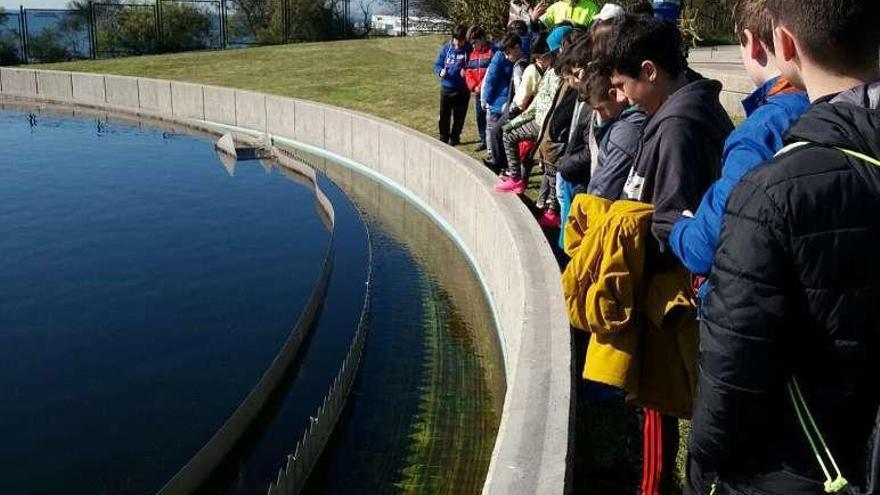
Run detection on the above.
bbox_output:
[669,77,810,276]
[433,42,470,91]
[481,50,513,115]
[653,1,681,23]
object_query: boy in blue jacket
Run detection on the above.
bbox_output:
[668,0,809,284]
[433,25,471,145]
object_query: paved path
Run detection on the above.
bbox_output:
[687,46,753,118]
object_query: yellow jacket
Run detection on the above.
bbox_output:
[562,194,698,418]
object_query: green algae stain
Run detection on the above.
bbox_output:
[313,159,507,495]
[394,272,505,495]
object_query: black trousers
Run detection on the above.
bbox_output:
[438,88,470,143]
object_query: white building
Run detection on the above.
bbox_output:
[370,14,450,36]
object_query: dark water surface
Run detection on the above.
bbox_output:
[0,107,331,494]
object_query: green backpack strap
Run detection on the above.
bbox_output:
[774,140,880,493]
[836,147,880,168]
[777,140,880,168]
[788,377,850,493]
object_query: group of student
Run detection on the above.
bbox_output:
[436,0,879,494]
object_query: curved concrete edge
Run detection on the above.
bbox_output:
[0,67,572,494]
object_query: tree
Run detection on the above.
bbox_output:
[228,0,273,43]
[412,0,449,19]
[0,7,23,65]
[257,0,350,43]
[359,0,379,35]
[159,2,216,51]
[28,28,78,62]
[448,0,507,38]
[67,0,214,56]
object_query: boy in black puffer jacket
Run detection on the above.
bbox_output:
[687,1,880,494]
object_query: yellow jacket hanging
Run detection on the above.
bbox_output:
[562,194,698,419]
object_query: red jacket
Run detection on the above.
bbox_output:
[464,44,494,93]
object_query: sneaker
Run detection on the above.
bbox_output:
[450,137,461,146]
[475,142,487,151]
[494,177,526,194]
[537,209,562,229]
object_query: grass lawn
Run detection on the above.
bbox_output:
[39,35,486,151]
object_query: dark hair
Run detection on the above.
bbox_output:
[604,14,686,78]
[531,32,550,57]
[500,32,522,51]
[452,25,468,41]
[734,0,774,53]
[582,62,613,102]
[766,0,880,72]
[626,1,654,16]
[467,25,485,42]
[560,36,594,75]
[561,27,589,51]
[508,19,529,36]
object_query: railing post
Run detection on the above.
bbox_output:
[154,0,162,53]
[282,0,288,43]
[19,6,28,64]
[15,7,25,64]
[88,1,96,59]
[221,0,228,48]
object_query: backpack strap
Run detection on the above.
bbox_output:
[837,147,880,168]
[788,377,850,493]
[777,140,880,168]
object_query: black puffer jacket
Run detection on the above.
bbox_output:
[688,82,880,494]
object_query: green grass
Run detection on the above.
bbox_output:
[39,35,482,149]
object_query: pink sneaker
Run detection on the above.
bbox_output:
[494,177,526,194]
[537,209,561,228]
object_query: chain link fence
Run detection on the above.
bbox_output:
[0,10,24,64]
[0,0,358,65]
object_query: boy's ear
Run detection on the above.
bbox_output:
[640,60,657,83]
[743,29,762,61]
[774,25,797,63]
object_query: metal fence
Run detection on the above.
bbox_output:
[0,0,365,65]
[0,11,24,65]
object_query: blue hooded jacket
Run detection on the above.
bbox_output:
[433,42,470,91]
[669,76,810,277]
[481,50,513,115]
